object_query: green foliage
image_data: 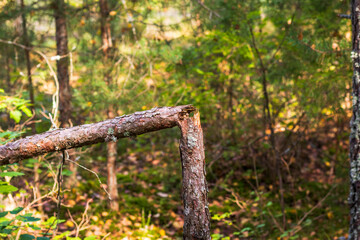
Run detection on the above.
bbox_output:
[0,182,18,194]
[0,172,25,177]
[0,89,32,123]
[19,234,36,240]
[0,0,355,238]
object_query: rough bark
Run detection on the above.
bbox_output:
[20,0,35,133]
[0,105,195,165]
[350,1,360,239]
[53,0,72,127]
[178,111,211,240]
[53,0,77,187]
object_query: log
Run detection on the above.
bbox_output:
[178,111,211,240]
[0,105,195,165]
[0,104,211,239]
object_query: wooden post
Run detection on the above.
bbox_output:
[178,111,211,239]
[0,105,211,238]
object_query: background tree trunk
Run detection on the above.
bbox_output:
[5,52,11,92]
[53,0,77,188]
[54,0,71,126]
[20,0,34,130]
[349,0,360,239]
[99,0,113,54]
[99,0,119,211]
[19,0,43,212]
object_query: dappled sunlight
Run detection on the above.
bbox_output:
[0,0,356,239]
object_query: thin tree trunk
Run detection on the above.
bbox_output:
[20,0,35,131]
[349,1,360,239]
[99,0,112,54]
[53,0,77,187]
[248,23,286,229]
[5,54,11,92]
[106,108,119,211]
[106,136,118,210]
[99,0,119,211]
[33,157,43,212]
[20,0,42,211]
[54,0,71,126]
[227,77,236,142]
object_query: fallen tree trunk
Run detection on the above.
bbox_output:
[0,105,195,165]
[0,104,211,239]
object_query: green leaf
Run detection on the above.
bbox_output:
[10,110,22,123]
[0,131,24,144]
[0,185,18,194]
[241,227,252,232]
[0,212,7,218]
[37,237,51,240]
[0,172,24,177]
[256,223,265,228]
[280,231,290,238]
[10,207,23,214]
[84,237,98,240]
[0,228,13,234]
[20,234,36,240]
[62,169,73,176]
[194,68,205,75]
[0,220,12,227]
[211,234,223,240]
[42,216,65,227]
[304,219,312,226]
[17,216,41,223]
[29,224,41,230]
[19,105,32,117]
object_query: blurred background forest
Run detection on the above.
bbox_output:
[0,0,354,239]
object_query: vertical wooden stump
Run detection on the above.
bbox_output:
[178,111,211,240]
